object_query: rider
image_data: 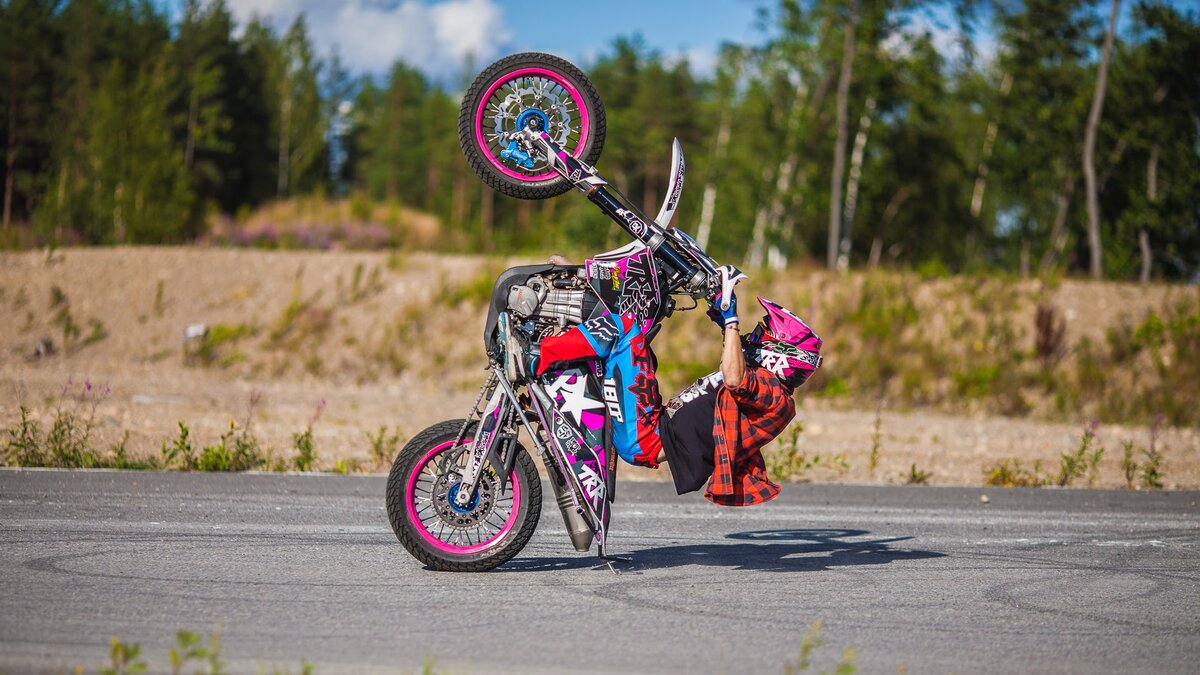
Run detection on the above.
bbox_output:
[528,290,822,506]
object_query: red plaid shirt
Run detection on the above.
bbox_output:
[705,367,795,506]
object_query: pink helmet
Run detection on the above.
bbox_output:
[744,296,823,389]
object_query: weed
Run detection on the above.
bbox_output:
[162,422,196,470]
[1140,415,1166,489]
[102,637,147,675]
[197,421,267,472]
[1058,420,1104,487]
[293,428,316,471]
[765,423,849,482]
[196,323,255,366]
[784,621,858,675]
[902,463,931,485]
[1034,304,1067,368]
[868,405,882,477]
[984,458,1047,487]
[3,406,43,466]
[154,279,166,317]
[84,318,109,345]
[293,399,326,471]
[330,458,363,474]
[1121,440,1138,489]
[366,425,403,469]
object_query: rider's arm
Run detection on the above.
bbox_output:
[720,323,745,388]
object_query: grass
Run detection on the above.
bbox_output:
[1057,421,1105,487]
[765,424,850,483]
[784,622,857,675]
[983,458,1047,488]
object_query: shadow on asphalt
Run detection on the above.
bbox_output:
[501,528,945,573]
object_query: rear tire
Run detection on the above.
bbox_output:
[386,419,541,572]
[458,52,606,200]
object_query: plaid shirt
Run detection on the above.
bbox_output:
[705,367,795,506]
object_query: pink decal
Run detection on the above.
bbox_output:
[474,67,591,182]
[580,410,606,430]
[405,440,520,555]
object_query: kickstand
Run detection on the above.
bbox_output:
[594,550,632,575]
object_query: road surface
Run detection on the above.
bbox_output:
[1,470,1197,673]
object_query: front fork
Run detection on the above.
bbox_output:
[452,371,511,508]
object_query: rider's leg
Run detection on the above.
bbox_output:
[536,312,666,467]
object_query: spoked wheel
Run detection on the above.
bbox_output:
[458,52,606,200]
[386,419,542,571]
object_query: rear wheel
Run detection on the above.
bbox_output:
[386,419,541,571]
[458,52,606,200]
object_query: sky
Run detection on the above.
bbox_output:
[206,0,1195,85]
[218,0,772,82]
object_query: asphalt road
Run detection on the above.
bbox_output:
[1,470,1197,674]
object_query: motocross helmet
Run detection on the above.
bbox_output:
[743,296,823,390]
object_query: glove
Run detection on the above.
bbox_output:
[706,291,739,328]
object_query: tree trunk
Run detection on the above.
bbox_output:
[828,9,857,270]
[695,105,732,250]
[1083,0,1120,279]
[1141,143,1159,283]
[1039,170,1076,274]
[744,166,773,268]
[840,97,875,269]
[971,74,1012,219]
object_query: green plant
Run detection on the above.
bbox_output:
[162,421,197,470]
[293,428,316,471]
[102,637,147,675]
[168,630,208,675]
[1121,439,1138,489]
[1058,420,1104,487]
[292,400,325,471]
[764,423,848,482]
[868,405,882,477]
[984,458,1047,487]
[902,463,931,485]
[196,421,267,472]
[1140,415,1166,489]
[784,621,857,675]
[3,406,44,466]
[366,425,403,468]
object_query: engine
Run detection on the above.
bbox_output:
[506,270,598,338]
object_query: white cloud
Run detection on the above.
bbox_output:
[229,0,512,80]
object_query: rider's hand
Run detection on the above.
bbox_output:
[707,291,738,328]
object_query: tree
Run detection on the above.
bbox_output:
[1082,0,1121,279]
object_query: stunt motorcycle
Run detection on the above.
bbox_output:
[385,53,745,572]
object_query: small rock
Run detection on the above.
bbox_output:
[980,494,990,504]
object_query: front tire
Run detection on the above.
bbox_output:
[458,52,606,200]
[386,419,541,571]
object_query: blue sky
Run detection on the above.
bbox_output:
[217,0,772,81]
[205,0,1195,85]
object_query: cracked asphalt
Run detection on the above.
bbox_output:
[1,470,1197,674]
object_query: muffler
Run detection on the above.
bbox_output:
[547,471,594,552]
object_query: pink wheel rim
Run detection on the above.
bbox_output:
[405,439,521,555]
[473,66,591,182]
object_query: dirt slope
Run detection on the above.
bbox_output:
[1,247,1196,487]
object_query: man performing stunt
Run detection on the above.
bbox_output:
[527,289,823,506]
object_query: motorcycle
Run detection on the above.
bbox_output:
[385,53,744,572]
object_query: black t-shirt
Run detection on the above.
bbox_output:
[660,372,723,495]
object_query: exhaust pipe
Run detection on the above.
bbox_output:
[547,472,593,552]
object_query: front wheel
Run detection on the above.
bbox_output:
[386,419,542,571]
[458,52,606,200]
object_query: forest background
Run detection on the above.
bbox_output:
[1,0,1198,280]
[1,0,1199,485]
